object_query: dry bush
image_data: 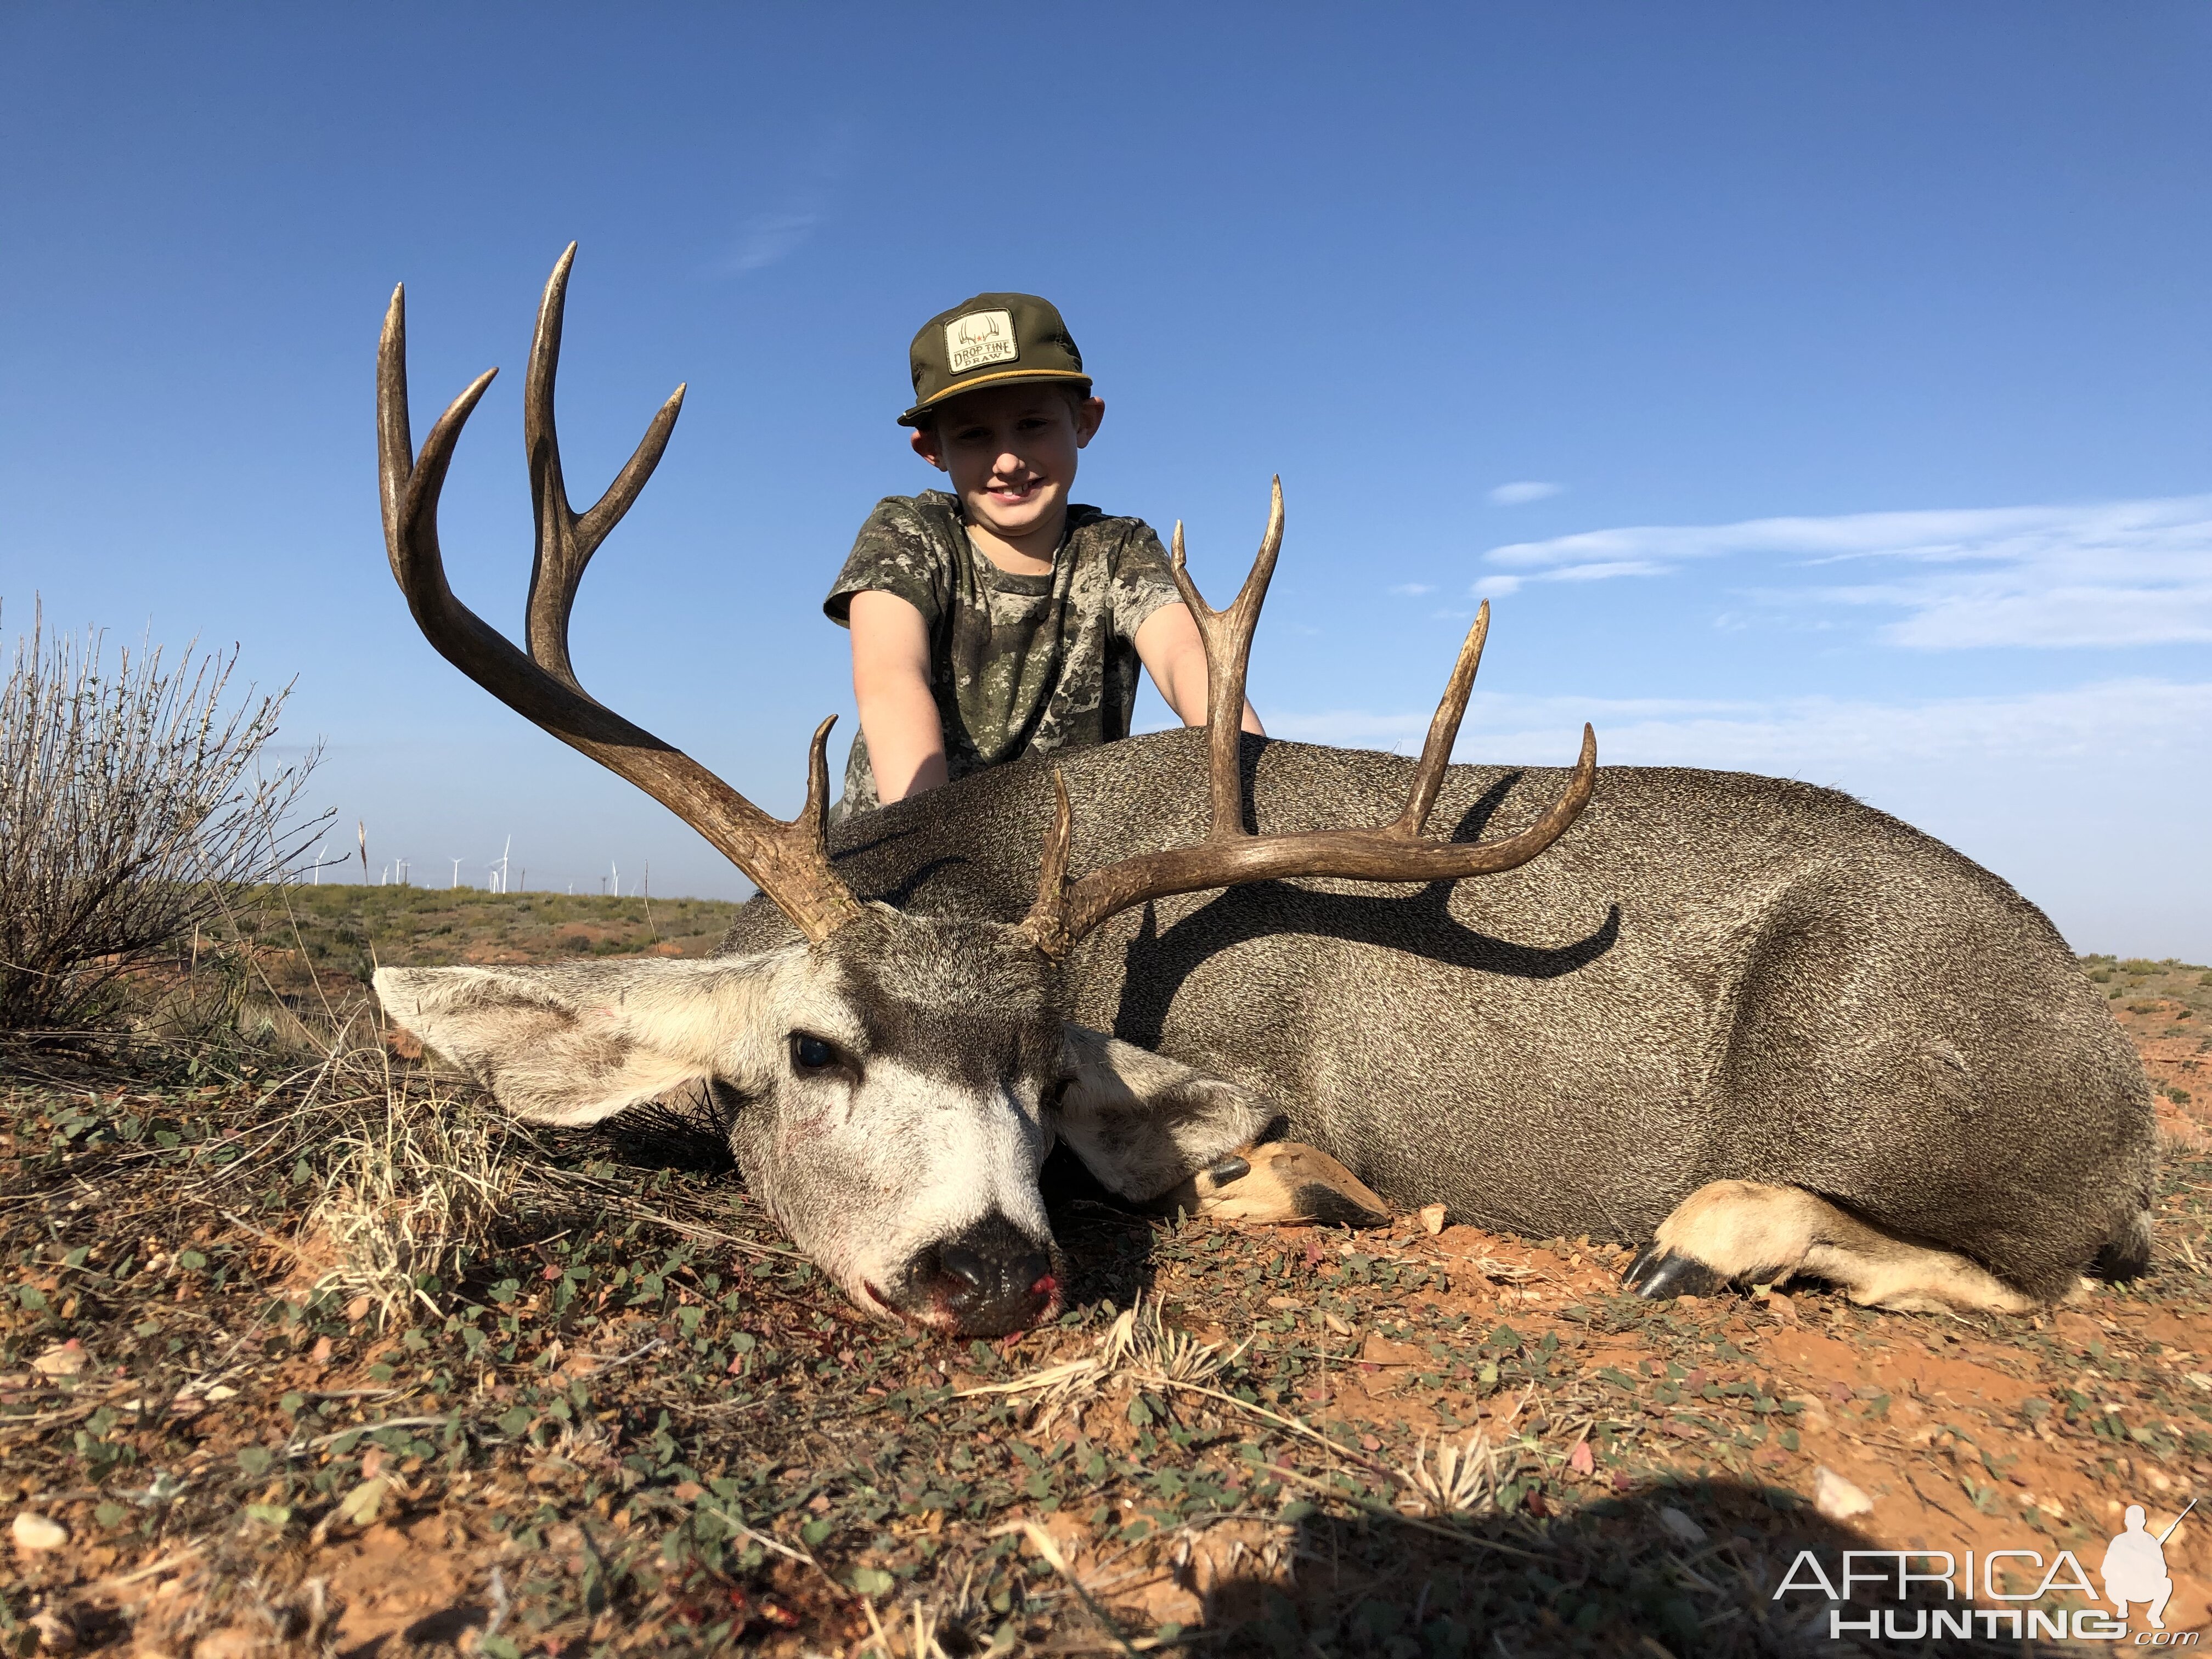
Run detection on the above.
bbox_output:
[0,605,323,1032]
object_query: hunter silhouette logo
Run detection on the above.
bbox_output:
[2105,1500,2192,1630]
[1773,1496,2200,1642]
[945,308,1017,373]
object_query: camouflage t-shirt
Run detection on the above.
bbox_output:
[823,491,1183,819]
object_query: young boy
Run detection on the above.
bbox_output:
[823,292,1261,819]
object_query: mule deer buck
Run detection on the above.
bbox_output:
[373,247,2156,1337]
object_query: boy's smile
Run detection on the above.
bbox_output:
[911,383,1106,571]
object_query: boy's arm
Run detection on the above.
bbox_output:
[1133,603,1265,735]
[849,590,950,802]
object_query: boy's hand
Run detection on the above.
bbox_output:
[849,590,949,802]
[1135,603,1265,736]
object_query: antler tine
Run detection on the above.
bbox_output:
[1389,601,1488,840]
[802,714,840,844]
[1166,474,1284,839]
[377,253,867,945]
[1017,771,1076,955]
[523,242,687,692]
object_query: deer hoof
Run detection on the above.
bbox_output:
[1622,1243,1724,1299]
[1154,1143,1390,1228]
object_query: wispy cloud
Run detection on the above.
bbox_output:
[1488,481,1562,506]
[1387,582,1436,596]
[726,210,823,274]
[1482,494,2212,647]
[718,123,857,279]
[1270,679,2212,770]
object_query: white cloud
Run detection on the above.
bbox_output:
[1528,559,1670,584]
[725,210,823,275]
[1488,481,1562,506]
[1387,582,1436,596]
[720,124,857,278]
[1269,678,2212,771]
[1482,494,2212,647]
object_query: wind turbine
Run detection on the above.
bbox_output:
[303,835,351,885]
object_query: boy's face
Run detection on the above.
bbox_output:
[910,383,1105,542]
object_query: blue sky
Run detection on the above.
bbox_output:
[4,3,2208,955]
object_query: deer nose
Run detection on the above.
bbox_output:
[918,1213,1056,1336]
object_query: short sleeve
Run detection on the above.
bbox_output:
[1106,519,1183,641]
[823,496,951,630]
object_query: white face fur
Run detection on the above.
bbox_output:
[372,914,1272,1336]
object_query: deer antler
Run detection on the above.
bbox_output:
[376,245,867,944]
[1018,478,1597,958]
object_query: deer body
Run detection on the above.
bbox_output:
[715,731,2152,1306]
[370,248,2154,1334]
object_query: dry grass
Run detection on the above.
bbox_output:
[1397,1432,1502,1518]
[306,1062,520,1331]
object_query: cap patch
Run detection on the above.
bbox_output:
[945,309,1018,374]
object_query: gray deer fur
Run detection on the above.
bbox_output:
[703,727,2157,1307]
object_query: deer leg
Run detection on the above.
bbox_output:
[1624,1180,2047,1313]
[1149,1143,1390,1229]
[1057,1027,1390,1227]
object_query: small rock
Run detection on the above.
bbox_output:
[31,1342,87,1379]
[1657,1505,1707,1545]
[12,1510,69,1551]
[1321,1312,1353,1336]
[1418,1204,1447,1235]
[31,1609,76,1653]
[1814,1466,1874,1521]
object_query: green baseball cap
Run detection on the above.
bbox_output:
[898,292,1091,426]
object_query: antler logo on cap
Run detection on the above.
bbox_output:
[945,310,1018,374]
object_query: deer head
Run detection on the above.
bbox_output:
[371,247,1596,1336]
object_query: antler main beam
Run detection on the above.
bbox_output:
[376,246,866,944]
[1020,484,1597,957]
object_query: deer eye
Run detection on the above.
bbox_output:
[789,1033,841,1074]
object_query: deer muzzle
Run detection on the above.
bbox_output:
[893,1212,1061,1336]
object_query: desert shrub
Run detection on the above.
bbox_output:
[2171,1087,2194,1105]
[0,607,322,1031]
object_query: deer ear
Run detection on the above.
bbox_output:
[373,961,769,1126]
[1053,1024,1279,1202]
